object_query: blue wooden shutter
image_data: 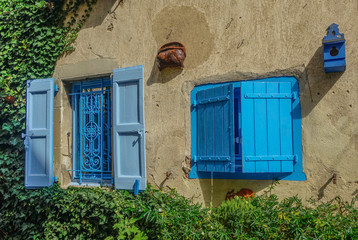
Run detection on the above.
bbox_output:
[194,84,235,173]
[112,65,146,191]
[241,81,295,173]
[25,78,54,188]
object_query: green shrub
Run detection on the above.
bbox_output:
[120,186,229,240]
[213,194,358,239]
[1,184,358,239]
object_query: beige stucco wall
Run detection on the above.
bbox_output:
[53,0,358,206]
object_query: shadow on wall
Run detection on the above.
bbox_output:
[300,46,343,117]
[151,5,214,71]
[82,0,120,29]
[147,59,183,86]
[198,179,276,207]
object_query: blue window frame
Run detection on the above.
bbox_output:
[70,78,113,184]
[189,77,306,181]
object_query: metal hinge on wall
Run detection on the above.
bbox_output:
[21,132,32,149]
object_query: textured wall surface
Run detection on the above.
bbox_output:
[53,0,358,206]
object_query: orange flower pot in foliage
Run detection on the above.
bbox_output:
[4,96,15,104]
[237,188,255,198]
[225,188,255,201]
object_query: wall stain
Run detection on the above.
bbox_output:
[152,6,214,70]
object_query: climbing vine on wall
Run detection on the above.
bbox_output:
[0,0,96,236]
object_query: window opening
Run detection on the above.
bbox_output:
[70,78,112,184]
[234,87,242,172]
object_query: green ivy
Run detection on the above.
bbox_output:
[0,0,96,238]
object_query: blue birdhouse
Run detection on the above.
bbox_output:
[322,23,346,73]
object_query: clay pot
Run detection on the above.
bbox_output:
[4,96,15,104]
[156,42,186,71]
[237,188,254,198]
[225,188,255,201]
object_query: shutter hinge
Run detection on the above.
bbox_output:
[192,156,198,163]
[134,179,140,196]
[137,129,143,138]
[22,132,31,149]
[53,176,58,183]
[54,85,59,95]
[235,137,242,144]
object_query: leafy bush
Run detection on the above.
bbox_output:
[1,184,358,239]
[0,0,96,238]
[213,195,358,239]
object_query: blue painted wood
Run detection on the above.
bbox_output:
[189,77,306,181]
[291,80,304,175]
[246,155,296,161]
[241,81,294,173]
[112,65,146,191]
[206,88,214,172]
[254,82,268,172]
[25,78,54,188]
[195,84,235,173]
[266,82,281,172]
[189,87,199,178]
[241,82,255,172]
[323,23,346,73]
[197,89,207,171]
[280,82,294,172]
[245,93,294,99]
[134,179,140,195]
[214,87,225,171]
[193,171,306,181]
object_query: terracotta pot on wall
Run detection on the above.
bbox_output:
[156,42,186,71]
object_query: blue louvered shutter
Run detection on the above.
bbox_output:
[25,78,55,188]
[241,81,295,173]
[194,84,235,173]
[112,65,146,191]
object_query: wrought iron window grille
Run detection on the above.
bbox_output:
[68,78,113,184]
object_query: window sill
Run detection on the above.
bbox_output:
[68,182,113,188]
[189,171,306,181]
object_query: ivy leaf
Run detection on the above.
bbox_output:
[35,1,46,9]
[10,138,17,146]
[2,123,12,132]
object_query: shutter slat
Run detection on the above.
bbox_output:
[279,82,294,172]
[206,88,214,172]
[241,82,255,172]
[197,90,206,171]
[214,87,224,167]
[112,65,146,191]
[267,82,281,172]
[254,83,268,172]
[25,78,54,188]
